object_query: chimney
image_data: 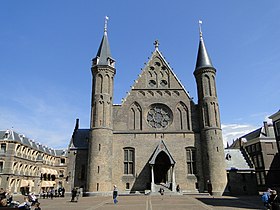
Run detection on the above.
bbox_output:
[263,121,269,137]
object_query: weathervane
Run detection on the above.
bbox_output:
[199,20,203,37]
[104,16,109,33]
[154,40,159,49]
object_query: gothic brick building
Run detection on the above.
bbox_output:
[67,20,227,196]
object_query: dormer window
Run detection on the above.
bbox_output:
[4,130,9,139]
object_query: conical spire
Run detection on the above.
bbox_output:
[93,16,114,66]
[195,21,214,71]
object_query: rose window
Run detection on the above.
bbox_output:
[147,105,172,129]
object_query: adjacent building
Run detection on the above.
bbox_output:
[0,130,67,195]
[230,121,280,192]
[270,110,280,153]
[224,149,257,195]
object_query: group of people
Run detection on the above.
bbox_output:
[39,188,65,199]
[0,188,13,207]
[262,188,280,210]
[18,195,41,210]
[0,189,41,210]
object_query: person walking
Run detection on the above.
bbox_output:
[113,185,118,204]
[207,180,213,196]
[34,202,41,210]
[71,188,77,202]
[269,190,280,210]
[262,188,272,210]
[159,187,164,200]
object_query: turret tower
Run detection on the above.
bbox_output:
[194,21,227,195]
[87,16,115,193]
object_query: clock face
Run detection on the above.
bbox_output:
[147,104,172,129]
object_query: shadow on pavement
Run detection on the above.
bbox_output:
[196,196,263,209]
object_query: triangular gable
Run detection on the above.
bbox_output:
[149,140,176,165]
[121,48,191,104]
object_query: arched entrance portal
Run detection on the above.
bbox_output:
[149,140,176,192]
[154,151,171,184]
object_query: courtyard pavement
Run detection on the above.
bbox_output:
[14,194,264,210]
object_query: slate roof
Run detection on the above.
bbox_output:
[0,129,67,157]
[69,129,89,149]
[195,34,214,71]
[95,31,112,65]
[240,125,275,141]
[224,149,253,171]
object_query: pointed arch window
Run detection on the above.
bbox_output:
[203,75,212,96]
[213,103,219,126]
[203,103,210,127]
[96,74,103,93]
[103,74,110,93]
[176,102,190,130]
[129,102,142,130]
[186,147,196,175]
[212,75,217,96]
[124,148,135,175]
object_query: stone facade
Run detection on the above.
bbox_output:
[68,23,227,196]
[0,130,67,195]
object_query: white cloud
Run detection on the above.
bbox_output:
[0,86,88,149]
[221,123,257,147]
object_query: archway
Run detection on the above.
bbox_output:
[154,151,171,184]
[149,140,176,192]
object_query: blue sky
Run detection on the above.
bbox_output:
[0,1,279,148]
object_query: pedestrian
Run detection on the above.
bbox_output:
[28,192,38,205]
[207,180,213,196]
[34,202,41,210]
[50,189,54,200]
[269,190,280,210]
[176,184,180,193]
[71,188,77,202]
[262,188,272,210]
[75,188,80,202]
[159,187,164,200]
[113,185,118,204]
[18,196,31,210]
[0,188,6,200]
[61,187,65,197]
